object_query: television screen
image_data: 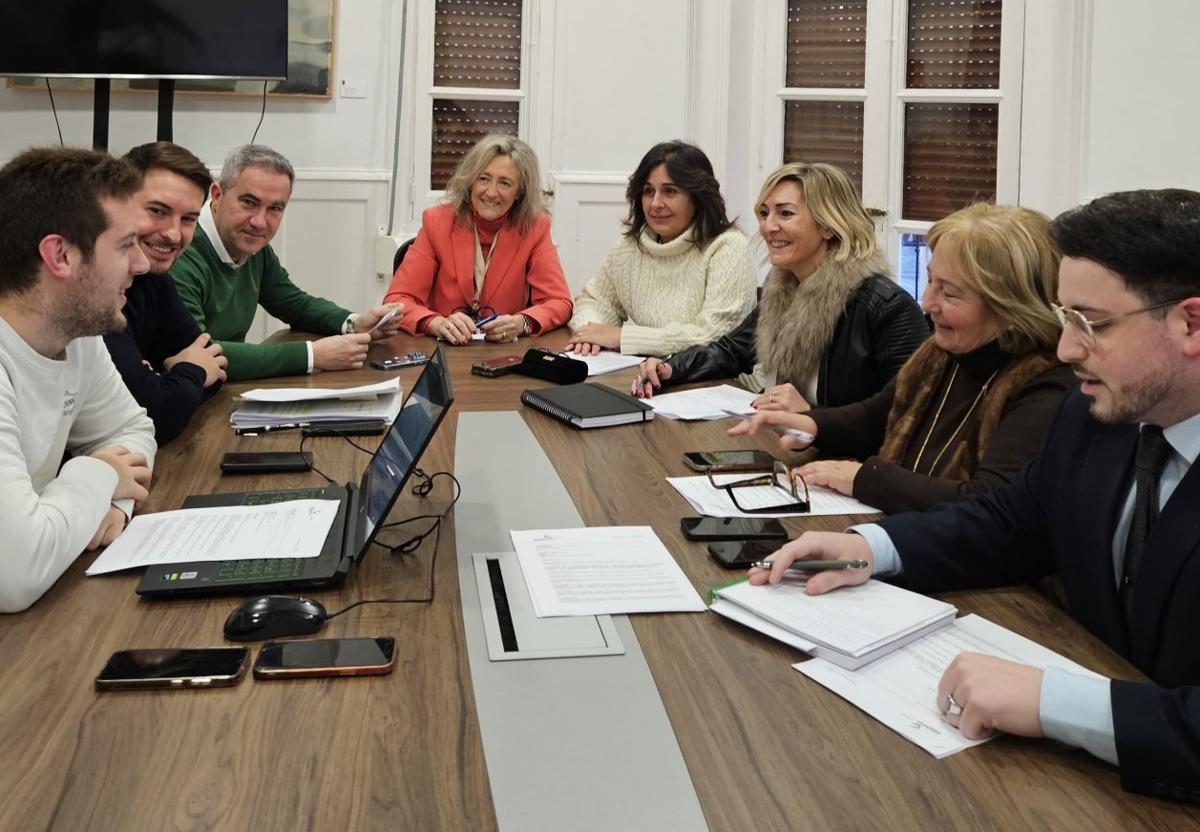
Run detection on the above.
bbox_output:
[0,1,288,80]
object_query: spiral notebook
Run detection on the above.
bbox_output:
[520,382,654,429]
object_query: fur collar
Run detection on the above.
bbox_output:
[879,338,1059,478]
[752,252,890,389]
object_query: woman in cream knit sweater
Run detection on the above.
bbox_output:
[566,141,756,357]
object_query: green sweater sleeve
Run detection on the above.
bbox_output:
[170,231,325,381]
[255,246,351,336]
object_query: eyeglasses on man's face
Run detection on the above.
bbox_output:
[1051,297,1188,350]
[706,460,810,514]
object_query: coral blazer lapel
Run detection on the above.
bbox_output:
[450,221,476,308]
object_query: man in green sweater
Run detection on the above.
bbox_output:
[170,145,402,380]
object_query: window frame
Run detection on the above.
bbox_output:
[407,0,537,220]
[762,0,1027,276]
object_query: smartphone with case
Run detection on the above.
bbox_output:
[219,451,313,474]
[471,355,523,378]
[682,450,777,472]
[253,637,396,680]
[95,647,249,691]
[707,539,782,568]
[370,351,429,371]
[680,516,788,541]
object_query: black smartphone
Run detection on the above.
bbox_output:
[707,539,782,568]
[301,420,386,437]
[253,637,397,680]
[219,451,313,473]
[471,355,523,378]
[370,352,428,370]
[94,647,249,691]
[682,450,777,472]
[680,516,788,541]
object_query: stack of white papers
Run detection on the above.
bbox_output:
[667,474,880,517]
[647,384,757,420]
[510,526,706,616]
[86,501,340,575]
[239,378,400,403]
[795,614,1104,758]
[561,351,644,376]
[710,578,957,669]
[230,379,404,429]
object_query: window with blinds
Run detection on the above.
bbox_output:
[901,1,1003,222]
[902,102,998,221]
[784,101,865,192]
[782,0,868,193]
[906,0,1002,89]
[786,0,868,88]
[430,0,523,189]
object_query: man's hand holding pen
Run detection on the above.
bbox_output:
[746,531,875,595]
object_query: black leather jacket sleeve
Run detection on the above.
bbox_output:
[662,308,758,388]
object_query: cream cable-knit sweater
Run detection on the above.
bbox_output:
[568,226,756,356]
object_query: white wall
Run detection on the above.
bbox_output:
[1082,0,1200,199]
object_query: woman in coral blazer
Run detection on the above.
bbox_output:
[384,134,572,344]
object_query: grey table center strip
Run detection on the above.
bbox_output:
[454,411,707,832]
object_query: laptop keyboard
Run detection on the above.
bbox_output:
[214,558,303,583]
[212,488,334,582]
[242,487,330,505]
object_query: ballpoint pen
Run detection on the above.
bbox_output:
[750,559,869,571]
[234,422,307,436]
[474,312,499,327]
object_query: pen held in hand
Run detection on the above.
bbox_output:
[750,559,869,571]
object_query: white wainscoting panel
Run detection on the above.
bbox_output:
[246,170,391,343]
[548,174,631,296]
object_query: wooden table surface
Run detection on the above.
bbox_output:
[0,330,1196,831]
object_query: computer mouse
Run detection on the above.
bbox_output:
[223,595,328,642]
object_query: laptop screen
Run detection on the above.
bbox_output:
[357,345,454,552]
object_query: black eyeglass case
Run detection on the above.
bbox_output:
[513,349,588,385]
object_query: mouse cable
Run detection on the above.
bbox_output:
[297,433,337,484]
[324,470,461,616]
[314,434,432,498]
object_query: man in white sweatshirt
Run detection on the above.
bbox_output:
[0,147,158,612]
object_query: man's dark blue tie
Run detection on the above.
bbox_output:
[1121,425,1170,628]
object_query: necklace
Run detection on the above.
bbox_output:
[911,363,1003,476]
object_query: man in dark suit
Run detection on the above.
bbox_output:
[752,188,1200,803]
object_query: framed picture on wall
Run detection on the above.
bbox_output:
[6,0,336,99]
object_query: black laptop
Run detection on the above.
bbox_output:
[137,345,455,597]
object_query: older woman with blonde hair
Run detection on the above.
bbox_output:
[384,133,572,344]
[634,161,928,407]
[731,202,1074,514]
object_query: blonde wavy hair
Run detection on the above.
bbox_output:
[443,133,546,233]
[927,203,1061,354]
[754,162,877,262]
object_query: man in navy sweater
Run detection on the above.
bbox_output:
[104,142,227,443]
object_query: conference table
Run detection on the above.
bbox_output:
[0,329,1195,831]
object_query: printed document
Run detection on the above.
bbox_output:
[86,500,340,575]
[647,385,758,420]
[667,474,880,517]
[510,526,706,616]
[560,351,644,376]
[240,378,400,403]
[795,614,1104,758]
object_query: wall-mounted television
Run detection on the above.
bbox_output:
[0,1,288,80]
